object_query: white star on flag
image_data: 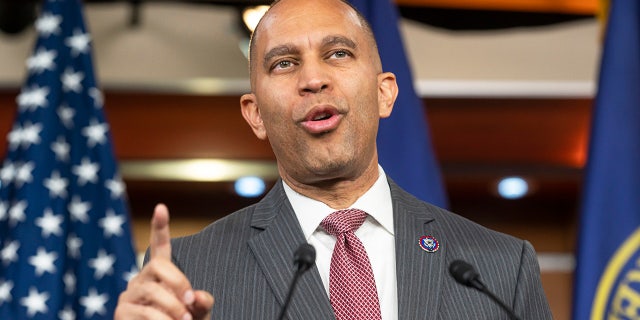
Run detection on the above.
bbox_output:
[7,125,23,151]
[27,47,57,74]
[88,250,115,280]
[28,247,57,276]
[51,136,71,162]
[35,209,64,238]
[64,29,91,57]
[14,162,35,188]
[15,122,41,150]
[0,201,7,221]
[0,280,13,304]
[61,68,84,93]
[1,241,19,266]
[35,12,62,37]
[63,271,76,295]
[44,170,69,198]
[20,287,49,317]
[0,162,15,185]
[99,210,125,237]
[89,87,103,108]
[16,85,49,111]
[57,104,75,128]
[68,196,90,223]
[123,265,139,283]
[20,122,43,149]
[58,306,75,320]
[79,288,108,317]
[106,177,126,199]
[66,234,82,259]
[72,157,99,186]
[82,118,109,148]
[8,201,27,227]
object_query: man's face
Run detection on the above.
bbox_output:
[241,0,397,186]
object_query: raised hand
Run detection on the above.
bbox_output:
[115,204,214,320]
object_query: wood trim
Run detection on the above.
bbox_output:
[0,92,592,168]
[396,0,598,14]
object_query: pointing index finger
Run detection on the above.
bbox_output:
[150,203,172,260]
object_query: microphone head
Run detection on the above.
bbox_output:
[449,259,480,288]
[293,243,316,272]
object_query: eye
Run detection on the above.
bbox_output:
[331,50,351,59]
[272,60,293,71]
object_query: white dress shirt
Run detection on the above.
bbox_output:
[283,166,398,319]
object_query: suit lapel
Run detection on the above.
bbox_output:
[391,180,446,320]
[247,182,335,319]
[247,179,447,319]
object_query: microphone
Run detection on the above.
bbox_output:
[277,243,316,320]
[449,260,521,320]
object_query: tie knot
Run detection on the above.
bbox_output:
[321,208,368,236]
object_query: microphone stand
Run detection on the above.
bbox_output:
[449,260,521,320]
[277,267,306,320]
[277,243,316,320]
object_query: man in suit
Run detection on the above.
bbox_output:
[116,0,553,319]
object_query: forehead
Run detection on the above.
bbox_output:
[254,0,366,53]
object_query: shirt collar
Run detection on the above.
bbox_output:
[283,165,394,240]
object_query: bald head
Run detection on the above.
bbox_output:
[247,0,381,88]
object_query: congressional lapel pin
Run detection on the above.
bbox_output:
[418,235,439,252]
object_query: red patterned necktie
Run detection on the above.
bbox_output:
[321,209,382,320]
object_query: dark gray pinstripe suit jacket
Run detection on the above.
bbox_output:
[169,179,553,319]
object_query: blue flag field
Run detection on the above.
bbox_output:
[572,1,640,319]
[349,0,448,208]
[0,0,138,318]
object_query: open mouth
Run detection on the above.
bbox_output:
[312,111,334,121]
[302,107,341,134]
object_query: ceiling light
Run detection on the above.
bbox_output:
[242,5,270,33]
[497,176,529,199]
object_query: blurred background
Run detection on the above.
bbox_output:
[0,0,602,318]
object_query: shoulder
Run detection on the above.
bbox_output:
[165,202,265,287]
[431,203,525,253]
[171,203,258,255]
[389,178,535,273]
[171,181,287,248]
[390,178,525,249]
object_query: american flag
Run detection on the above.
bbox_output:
[0,0,138,318]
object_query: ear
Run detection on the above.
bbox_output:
[377,72,398,119]
[240,93,268,140]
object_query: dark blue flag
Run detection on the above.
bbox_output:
[0,0,138,318]
[348,0,448,207]
[572,1,640,319]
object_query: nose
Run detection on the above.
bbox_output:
[297,60,330,95]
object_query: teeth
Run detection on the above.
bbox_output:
[313,113,330,121]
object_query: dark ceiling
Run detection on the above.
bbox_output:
[0,0,593,36]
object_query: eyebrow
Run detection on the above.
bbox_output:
[321,35,357,51]
[263,45,299,70]
[261,35,358,70]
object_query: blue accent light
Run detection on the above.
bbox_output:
[497,176,529,199]
[234,176,266,198]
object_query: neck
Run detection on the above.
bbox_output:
[282,164,380,209]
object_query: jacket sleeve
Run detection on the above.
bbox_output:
[513,240,554,319]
